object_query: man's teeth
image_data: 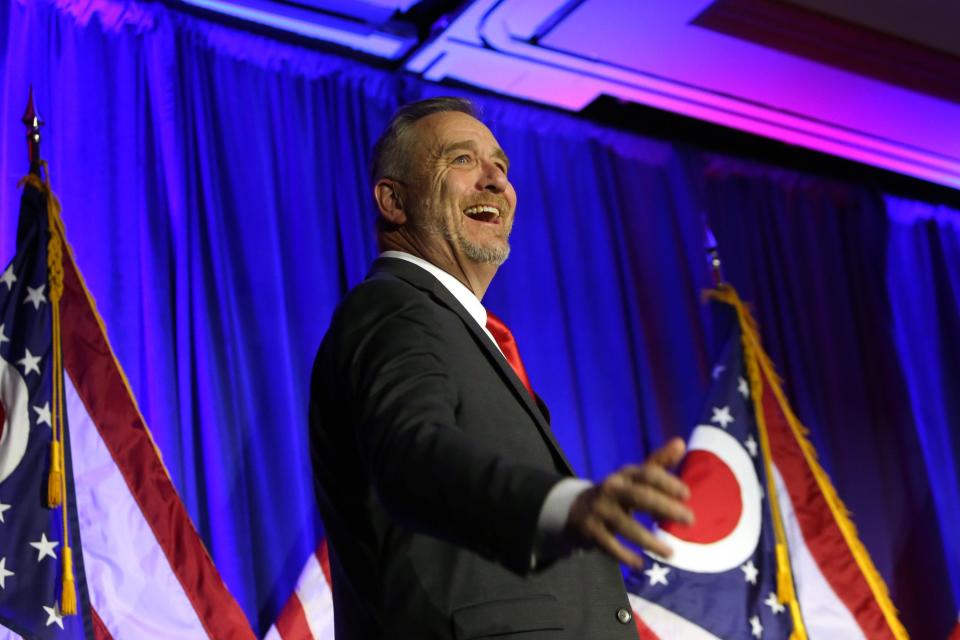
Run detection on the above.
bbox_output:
[463,205,501,218]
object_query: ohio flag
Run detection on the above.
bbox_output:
[627,285,908,639]
[0,175,254,638]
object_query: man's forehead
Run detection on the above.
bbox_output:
[414,111,501,150]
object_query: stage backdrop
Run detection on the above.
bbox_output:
[1,0,957,637]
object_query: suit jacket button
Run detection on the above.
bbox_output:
[616,607,632,624]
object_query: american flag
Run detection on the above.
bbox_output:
[264,540,335,640]
[0,178,254,639]
[627,286,909,639]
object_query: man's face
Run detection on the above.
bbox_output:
[403,111,517,266]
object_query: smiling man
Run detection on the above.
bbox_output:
[309,97,693,640]
[374,100,515,296]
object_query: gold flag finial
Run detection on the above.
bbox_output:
[21,86,43,175]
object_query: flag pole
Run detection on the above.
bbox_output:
[19,88,77,614]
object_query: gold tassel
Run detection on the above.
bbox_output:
[47,440,63,507]
[61,546,77,614]
[22,166,80,617]
[788,601,808,640]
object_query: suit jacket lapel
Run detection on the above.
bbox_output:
[370,258,575,475]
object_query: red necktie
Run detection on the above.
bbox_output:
[485,310,536,400]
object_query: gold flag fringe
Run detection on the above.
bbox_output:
[705,284,909,640]
[17,166,76,615]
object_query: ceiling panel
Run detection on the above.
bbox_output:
[405,0,960,189]
[782,0,960,57]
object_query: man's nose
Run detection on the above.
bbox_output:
[478,160,508,193]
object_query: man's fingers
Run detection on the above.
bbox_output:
[570,499,647,569]
[645,437,686,468]
[606,510,674,559]
[590,523,647,570]
[569,489,679,563]
[625,485,694,524]
[621,463,690,501]
[602,474,693,525]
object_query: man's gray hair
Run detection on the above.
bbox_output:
[371,97,478,183]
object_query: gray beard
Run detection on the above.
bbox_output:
[455,231,510,266]
[414,211,511,266]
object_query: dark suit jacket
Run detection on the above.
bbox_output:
[309,257,637,639]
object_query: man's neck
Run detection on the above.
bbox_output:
[379,234,497,299]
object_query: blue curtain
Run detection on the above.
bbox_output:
[1,1,957,636]
[885,196,960,618]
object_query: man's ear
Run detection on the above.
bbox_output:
[374,179,407,226]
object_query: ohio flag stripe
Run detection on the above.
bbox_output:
[761,368,905,639]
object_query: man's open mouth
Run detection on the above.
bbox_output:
[463,205,501,223]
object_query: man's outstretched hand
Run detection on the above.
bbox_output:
[565,437,693,569]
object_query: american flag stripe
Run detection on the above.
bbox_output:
[265,541,334,640]
[273,594,313,640]
[89,607,112,640]
[628,593,719,639]
[59,236,253,639]
[630,599,663,640]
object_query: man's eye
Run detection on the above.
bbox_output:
[453,155,472,165]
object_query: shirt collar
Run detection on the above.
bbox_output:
[380,251,488,328]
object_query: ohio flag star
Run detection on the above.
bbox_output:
[0,265,15,290]
[0,502,9,523]
[644,562,670,587]
[711,405,734,428]
[0,557,13,588]
[738,376,749,398]
[741,560,759,584]
[43,603,64,629]
[0,323,8,346]
[744,435,758,457]
[24,284,47,310]
[750,615,763,638]
[17,348,41,377]
[764,592,786,614]
[32,401,51,427]
[29,533,58,562]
